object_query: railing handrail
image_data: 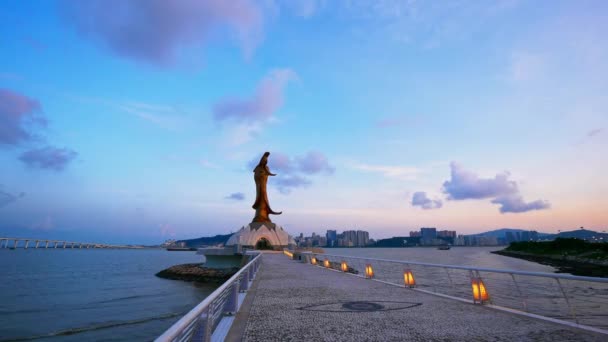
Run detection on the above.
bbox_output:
[155,252,262,341]
[315,252,608,283]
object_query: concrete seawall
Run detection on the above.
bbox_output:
[226,253,604,341]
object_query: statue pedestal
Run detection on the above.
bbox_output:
[197,223,295,267]
[225,222,295,251]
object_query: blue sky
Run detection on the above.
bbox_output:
[1,0,607,244]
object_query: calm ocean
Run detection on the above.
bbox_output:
[0,249,213,341]
[1,247,558,341]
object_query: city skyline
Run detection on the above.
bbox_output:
[1,1,607,244]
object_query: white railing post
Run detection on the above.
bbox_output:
[555,278,578,324]
[241,269,250,292]
[225,281,240,315]
[510,273,528,312]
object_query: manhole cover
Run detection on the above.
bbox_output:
[341,301,385,312]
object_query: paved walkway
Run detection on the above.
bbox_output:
[227,253,604,342]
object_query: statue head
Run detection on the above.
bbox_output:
[255,152,270,169]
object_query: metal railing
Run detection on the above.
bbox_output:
[305,252,608,334]
[156,252,263,342]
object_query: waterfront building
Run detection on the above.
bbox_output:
[437,230,457,244]
[420,227,437,244]
[326,230,337,247]
[356,230,370,247]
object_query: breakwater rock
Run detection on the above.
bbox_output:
[156,263,239,283]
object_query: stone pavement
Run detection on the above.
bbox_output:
[227,253,604,342]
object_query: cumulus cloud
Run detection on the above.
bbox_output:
[443,162,518,200]
[411,191,442,210]
[61,0,262,66]
[491,195,550,214]
[0,189,25,208]
[247,151,333,194]
[19,147,78,171]
[0,88,45,145]
[1,89,78,171]
[296,151,334,175]
[275,175,311,194]
[213,69,296,123]
[443,162,550,214]
[226,192,245,201]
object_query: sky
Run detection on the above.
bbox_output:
[1,0,607,244]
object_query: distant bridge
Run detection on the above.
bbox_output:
[0,237,143,249]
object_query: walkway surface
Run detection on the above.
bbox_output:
[228,253,604,342]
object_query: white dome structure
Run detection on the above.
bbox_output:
[225,222,295,249]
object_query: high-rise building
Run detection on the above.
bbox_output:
[356,230,369,246]
[326,230,337,247]
[420,227,437,241]
[437,230,456,238]
[409,231,421,237]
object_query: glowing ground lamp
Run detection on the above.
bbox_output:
[311,257,317,265]
[341,261,348,272]
[365,264,374,279]
[471,277,490,304]
[403,269,416,288]
[323,259,331,268]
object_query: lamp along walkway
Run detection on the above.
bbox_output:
[226,253,605,342]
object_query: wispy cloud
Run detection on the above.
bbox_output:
[352,163,421,180]
[60,0,263,66]
[213,68,296,123]
[214,69,296,145]
[588,128,603,137]
[0,188,25,209]
[118,102,188,130]
[226,192,245,201]
[340,0,520,48]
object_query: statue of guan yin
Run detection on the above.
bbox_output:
[222,151,295,249]
[251,152,282,223]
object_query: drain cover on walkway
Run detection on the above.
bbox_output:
[342,301,384,311]
[299,301,422,313]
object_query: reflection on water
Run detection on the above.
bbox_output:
[0,249,211,341]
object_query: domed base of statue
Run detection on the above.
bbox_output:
[225,223,295,251]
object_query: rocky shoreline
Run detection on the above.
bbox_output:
[492,250,608,278]
[155,263,239,283]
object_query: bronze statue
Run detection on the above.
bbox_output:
[252,152,282,223]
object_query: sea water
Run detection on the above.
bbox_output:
[0,249,212,341]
